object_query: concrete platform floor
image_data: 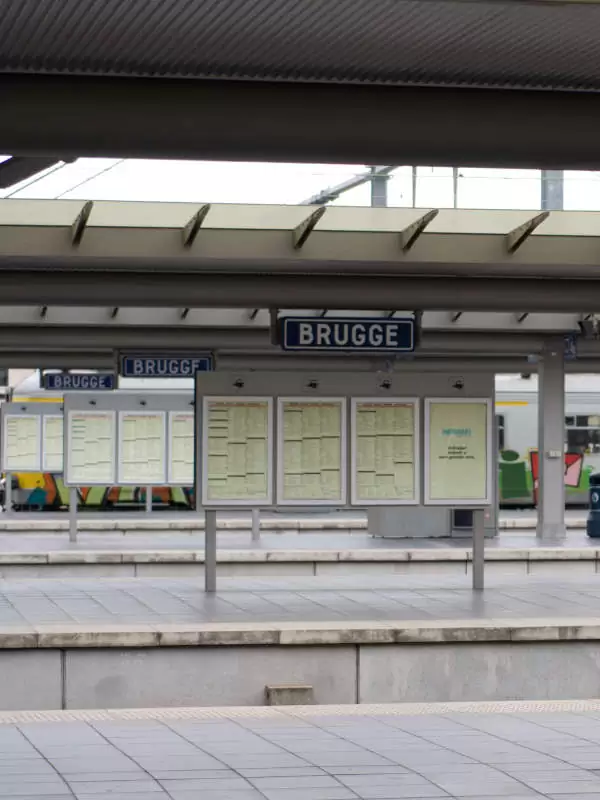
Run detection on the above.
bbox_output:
[4,701,600,799]
[1,573,600,628]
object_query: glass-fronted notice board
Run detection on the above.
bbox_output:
[425,398,491,505]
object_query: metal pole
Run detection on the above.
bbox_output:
[472,508,485,590]
[452,167,459,209]
[251,508,260,542]
[69,486,78,543]
[4,472,11,516]
[412,166,418,207]
[145,486,152,514]
[205,509,217,593]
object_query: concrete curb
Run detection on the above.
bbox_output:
[3,617,600,648]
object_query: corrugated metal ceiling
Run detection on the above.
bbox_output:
[1,0,600,92]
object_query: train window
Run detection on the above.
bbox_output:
[565,414,600,454]
[496,414,505,451]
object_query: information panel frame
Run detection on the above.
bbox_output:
[117,410,167,486]
[201,395,273,508]
[424,397,493,507]
[276,396,347,507]
[65,409,117,487]
[350,397,420,506]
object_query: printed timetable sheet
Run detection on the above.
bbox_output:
[119,412,166,484]
[204,399,270,503]
[169,411,194,485]
[279,399,344,503]
[42,415,64,473]
[353,400,416,503]
[67,411,115,485]
[3,415,41,472]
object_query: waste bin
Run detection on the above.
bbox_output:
[587,473,600,538]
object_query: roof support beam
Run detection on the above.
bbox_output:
[8,75,600,169]
[71,201,93,246]
[399,209,438,252]
[182,204,211,247]
[506,211,549,253]
[292,207,326,249]
[3,271,600,313]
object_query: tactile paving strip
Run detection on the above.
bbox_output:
[1,698,600,724]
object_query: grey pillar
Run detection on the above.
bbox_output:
[541,169,564,211]
[205,509,217,593]
[370,167,388,208]
[251,508,261,542]
[69,486,78,543]
[145,486,152,514]
[472,508,485,590]
[4,473,11,516]
[537,344,566,541]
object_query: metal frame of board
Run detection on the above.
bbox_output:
[1,402,63,474]
[424,397,493,507]
[63,391,195,488]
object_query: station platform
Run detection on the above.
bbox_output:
[2,700,600,800]
[1,573,600,710]
[0,528,596,579]
[1,701,600,800]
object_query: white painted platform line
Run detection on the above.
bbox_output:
[1,698,600,724]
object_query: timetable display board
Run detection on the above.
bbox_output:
[425,398,492,505]
[66,410,116,486]
[42,415,64,473]
[277,398,346,505]
[2,414,42,472]
[118,412,166,485]
[168,411,195,485]
[202,397,272,506]
[351,398,419,505]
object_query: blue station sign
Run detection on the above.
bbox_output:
[281,317,415,353]
[120,354,214,378]
[42,372,116,391]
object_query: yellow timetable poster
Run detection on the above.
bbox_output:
[169,412,195,485]
[68,411,115,484]
[119,413,166,484]
[353,401,416,502]
[204,399,270,502]
[3,415,41,471]
[427,401,488,502]
[280,400,343,502]
[42,415,64,473]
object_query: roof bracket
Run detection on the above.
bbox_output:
[109,307,119,319]
[506,211,549,253]
[516,312,529,323]
[292,207,326,249]
[248,309,260,321]
[399,209,438,252]
[39,306,48,319]
[451,311,463,323]
[183,204,211,247]
[180,308,190,320]
[71,200,93,246]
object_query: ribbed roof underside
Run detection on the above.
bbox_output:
[1,0,600,92]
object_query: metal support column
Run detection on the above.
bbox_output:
[69,487,78,543]
[251,508,261,542]
[370,167,388,208]
[205,509,217,593]
[541,169,564,211]
[537,343,566,541]
[145,486,152,514]
[472,508,485,590]
[4,473,11,516]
